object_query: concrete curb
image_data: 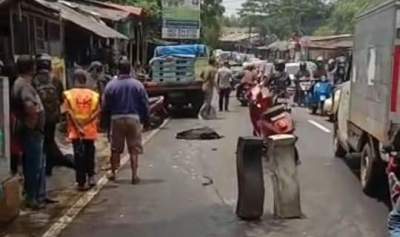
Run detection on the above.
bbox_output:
[41,119,170,237]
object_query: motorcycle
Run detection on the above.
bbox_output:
[236,82,251,106]
[247,84,273,136]
[298,77,312,107]
[309,76,333,115]
[248,84,298,163]
[148,96,168,129]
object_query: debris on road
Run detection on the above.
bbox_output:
[176,127,223,140]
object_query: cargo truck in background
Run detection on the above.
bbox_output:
[145,44,208,116]
[335,0,400,197]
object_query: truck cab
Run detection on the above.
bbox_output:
[146,44,209,115]
[333,1,400,197]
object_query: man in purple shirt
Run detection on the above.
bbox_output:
[102,58,150,184]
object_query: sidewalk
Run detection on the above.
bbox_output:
[0,130,111,237]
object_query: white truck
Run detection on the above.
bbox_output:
[335,0,400,197]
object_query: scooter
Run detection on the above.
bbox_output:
[247,84,273,136]
[148,96,168,129]
[248,84,298,163]
[309,76,333,115]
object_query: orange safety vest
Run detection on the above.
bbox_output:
[64,88,100,140]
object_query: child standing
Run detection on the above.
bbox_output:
[64,69,100,191]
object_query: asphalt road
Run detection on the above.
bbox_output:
[59,100,390,237]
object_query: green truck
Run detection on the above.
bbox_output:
[146,44,208,115]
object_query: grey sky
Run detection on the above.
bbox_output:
[223,0,245,16]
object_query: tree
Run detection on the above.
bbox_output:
[238,0,330,38]
[201,0,225,48]
[315,0,386,35]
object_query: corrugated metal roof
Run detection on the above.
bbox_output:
[219,32,259,42]
[64,1,130,21]
[35,0,127,39]
[306,34,352,42]
[89,0,143,17]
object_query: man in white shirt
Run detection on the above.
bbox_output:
[216,61,233,112]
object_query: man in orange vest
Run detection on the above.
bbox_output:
[64,69,100,191]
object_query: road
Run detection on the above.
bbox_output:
[58,100,389,237]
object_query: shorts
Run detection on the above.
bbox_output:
[111,117,143,154]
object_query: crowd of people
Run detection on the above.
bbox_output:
[10,54,150,209]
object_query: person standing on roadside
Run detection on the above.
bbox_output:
[33,54,74,176]
[12,55,49,209]
[103,58,149,184]
[198,58,217,120]
[64,69,100,191]
[216,61,233,112]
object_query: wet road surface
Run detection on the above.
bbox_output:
[59,101,389,237]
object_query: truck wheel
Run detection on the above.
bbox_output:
[190,93,203,117]
[360,142,385,197]
[334,134,347,158]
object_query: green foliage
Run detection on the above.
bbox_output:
[201,0,225,48]
[315,0,386,35]
[105,0,161,17]
[238,0,330,38]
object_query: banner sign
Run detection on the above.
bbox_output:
[162,0,201,39]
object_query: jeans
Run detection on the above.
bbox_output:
[218,88,231,111]
[21,132,46,203]
[72,140,95,185]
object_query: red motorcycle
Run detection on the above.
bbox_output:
[148,96,168,129]
[248,84,295,138]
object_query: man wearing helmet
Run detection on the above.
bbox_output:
[294,62,311,105]
[327,58,337,85]
[313,56,327,80]
[33,54,73,176]
[269,59,291,95]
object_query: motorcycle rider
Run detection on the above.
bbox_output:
[313,56,327,81]
[294,62,311,106]
[327,58,337,85]
[236,63,258,104]
[335,57,347,84]
[268,59,291,104]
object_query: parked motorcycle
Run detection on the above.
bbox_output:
[148,96,168,129]
[309,76,333,115]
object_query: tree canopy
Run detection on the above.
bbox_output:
[315,0,386,35]
[201,0,225,48]
[238,0,331,39]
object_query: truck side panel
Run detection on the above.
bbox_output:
[350,3,396,143]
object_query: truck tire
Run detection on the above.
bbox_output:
[360,142,385,197]
[190,92,204,117]
[334,135,347,158]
